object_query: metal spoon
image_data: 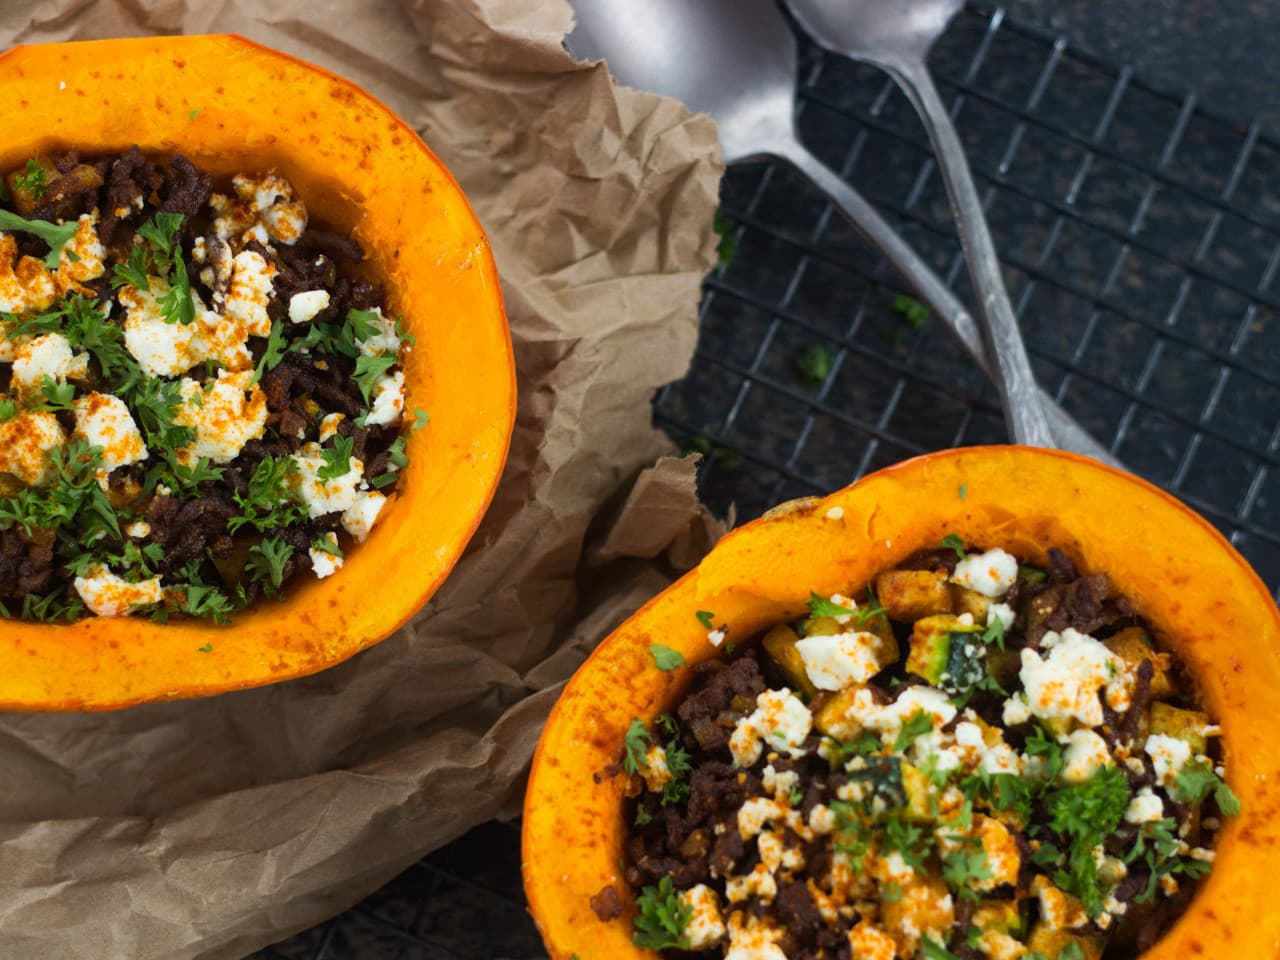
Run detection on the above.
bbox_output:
[566,0,1114,463]
[784,0,1055,449]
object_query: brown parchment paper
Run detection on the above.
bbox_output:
[0,2,726,957]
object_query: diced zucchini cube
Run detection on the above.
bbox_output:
[874,569,954,622]
[907,614,985,693]
[1149,701,1210,755]
[762,623,817,699]
[901,761,934,823]
[972,899,1021,936]
[847,755,906,811]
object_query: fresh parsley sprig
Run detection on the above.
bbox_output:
[0,209,79,269]
[630,876,690,950]
[245,537,294,594]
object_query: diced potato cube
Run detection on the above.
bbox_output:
[875,569,954,621]
[1149,701,1210,755]
[762,623,816,698]
[1105,626,1176,699]
[813,686,866,739]
[881,872,953,952]
[950,584,991,622]
[1026,925,1103,960]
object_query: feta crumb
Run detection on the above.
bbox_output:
[74,564,162,616]
[707,628,727,647]
[224,250,276,338]
[825,505,844,520]
[289,441,364,518]
[1059,729,1114,784]
[729,689,812,768]
[173,370,269,465]
[987,601,1015,632]
[1018,628,1118,727]
[125,521,152,539]
[11,332,89,397]
[1145,733,1193,789]
[308,533,344,579]
[356,306,402,356]
[72,392,148,476]
[951,547,1018,597]
[363,370,405,427]
[120,281,200,376]
[1125,787,1165,824]
[288,289,331,324]
[796,629,888,690]
[680,885,726,950]
[0,409,66,485]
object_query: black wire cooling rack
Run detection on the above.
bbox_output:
[254,5,1280,958]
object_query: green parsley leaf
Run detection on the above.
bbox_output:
[981,614,1006,651]
[695,610,716,629]
[0,209,80,269]
[317,434,355,483]
[958,483,968,500]
[713,210,739,269]
[890,293,929,329]
[919,937,963,960]
[795,344,834,387]
[893,709,935,753]
[1044,766,1130,917]
[245,537,294,593]
[631,876,690,950]
[310,535,343,559]
[806,591,851,619]
[0,397,18,421]
[942,846,992,902]
[124,376,195,454]
[940,532,967,559]
[137,212,183,262]
[883,814,933,872]
[353,353,397,404]
[345,307,382,341]
[649,644,685,672]
[412,408,429,431]
[36,375,77,412]
[386,436,409,470]
[14,159,48,199]
[660,738,692,807]
[111,244,150,291]
[157,254,196,325]
[188,109,203,122]
[622,718,653,775]
[197,642,214,653]
[1023,724,1065,782]
[1175,758,1241,815]
[227,456,306,534]
[881,881,903,904]
[633,806,652,827]
[1058,943,1086,960]
[179,584,236,624]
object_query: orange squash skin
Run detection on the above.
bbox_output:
[0,36,515,711]
[523,446,1280,960]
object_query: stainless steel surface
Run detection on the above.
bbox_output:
[786,0,1057,449]
[566,0,1112,462]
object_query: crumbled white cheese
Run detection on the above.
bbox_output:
[355,306,402,357]
[1018,628,1119,727]
[641,744,671,792]
[0,232,56,316]
[1001,693,1033,727]
[341,490,386,543]
[951,547,1018,597]
[363,370,405,427]
[289,440,365,518]
[224,250,276,338]
[987,601,1015,632]
[125,520,151,539]
[680,885,726,950]
[10,332,89,397]
[707,628,727,647]
[73,564,162,617]
[1145,733,1193,789]
[120,281,200,376]
[724,910,786,958]
[0,409,66,485]
[72,392,148,475]
[825,505,844,520]
[725,863,778,905]
[857,685,958,747]
[173,369,269,465]
[729,689,812,768]
[210,171,308,247]
[796,629,887,690]
[288,289,330,324]
[56,212,107,294]
[318,413,345,443]
[308,532,344,580]
[1059,729,1114,784]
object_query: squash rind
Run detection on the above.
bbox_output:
[0,35,516,711]
[522,445,1280,960]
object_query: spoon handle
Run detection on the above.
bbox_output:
[773,136,1117,465]
[880,60,1056,449]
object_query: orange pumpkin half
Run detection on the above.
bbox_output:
[0,36,515,711]
[523,446,1280,960]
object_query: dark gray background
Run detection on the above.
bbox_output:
[1007,0,1279,129]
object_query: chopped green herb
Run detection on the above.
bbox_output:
[310,535,343,559]
[0,398,17,421]
[0,209,80,269]
[36,375,77,412]
[695,610,716,629]
[179,584,236,624]
[353,353,396,404]
[649,644,685,672]
[188,109,203,122]
[806,591,851,619]
[317,434,355,483]
[622,718,653,775]
[958,483,968,500]
[1175,759,1240,815]
[111,244,150,292]
[795,344,835,387]
[940,532,967,559]
[920,937,963,960]
[890,293,929,329]
[412,408,430,431]
[252,320,288,383]
[893,708,935,753]
[631,876,690,950]
[197,642,214,653]
[942,845,992,902]
[245,537,294,593]
[14,159,48,199]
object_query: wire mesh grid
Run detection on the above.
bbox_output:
[254,5,1280,958]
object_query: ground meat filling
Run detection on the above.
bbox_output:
[620,543,1237,960]
[0,149,419,622]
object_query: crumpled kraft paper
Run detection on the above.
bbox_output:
[0,2,726,957]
